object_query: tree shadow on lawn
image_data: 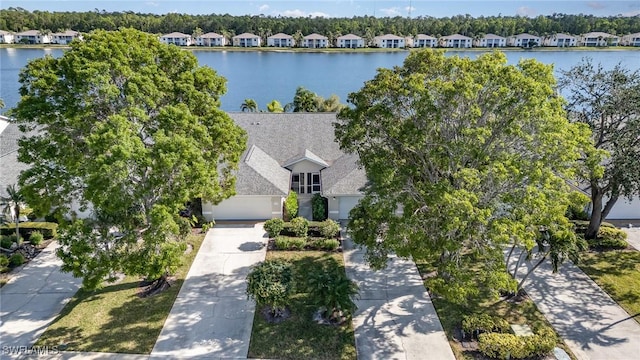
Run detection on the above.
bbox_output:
[580,250,640,277]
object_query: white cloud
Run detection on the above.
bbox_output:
[587,2,606,10]
[258,4,269,12]
[380,7,401,16]
[516,6,537,17]
[145,1,159,7]
[620,9,640,16]
[405,6,416,13]
[280,9,329,18]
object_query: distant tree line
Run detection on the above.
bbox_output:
[2,8,639,44]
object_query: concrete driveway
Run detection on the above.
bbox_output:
[621,227,640,251]
[151,223,267,359]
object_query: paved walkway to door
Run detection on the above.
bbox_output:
[151,224,267,359]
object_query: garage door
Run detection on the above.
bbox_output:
[606,196,640,220]
[211,196,273,220]
[338,196,363,220]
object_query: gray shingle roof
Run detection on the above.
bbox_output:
[0,122,29,197]
[239,145,290,195]
[321,153,367,195]
[283,149,329,169]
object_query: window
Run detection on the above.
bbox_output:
[291,172,321,194]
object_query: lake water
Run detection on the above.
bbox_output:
[1,48,639,113]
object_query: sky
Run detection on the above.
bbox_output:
[1,0,639,18]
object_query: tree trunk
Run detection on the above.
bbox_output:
[511,249,526,279]
[586,186,603,239]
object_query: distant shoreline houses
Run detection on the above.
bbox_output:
[2,29,640,48]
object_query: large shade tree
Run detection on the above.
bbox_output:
[335,50,593,303]
[14,29,247,290]
[559,59,640,239]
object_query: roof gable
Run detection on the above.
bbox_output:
[237,145,290,196]
[283,149,329,169]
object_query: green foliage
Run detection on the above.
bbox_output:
[290,217,309,237]
[0,236,12,249]
[14,29,247,290]
[9,253,25,267]
[478,326,556,359]
[0,222,58,238]
[263,218,285,238]
[336,49,592,304]
[566,191,590,220]
[284,191,298,221]
[1,184,25,240]
[311,194,327,221]
[201,221,215,233]
[319,219,340,239]
[246,259,295,317]
[274,236,307,250]
[587,227,629,250]
[461,313,510,335]
[266,100,284,113]
[0,254,8,271]
[307,268,359,320]
[29,231,44,245]
[319,239,340,251]
[241,98,258,112]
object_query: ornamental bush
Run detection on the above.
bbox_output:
[320,239,340,251]
[307,269,359,321]
[478,326,556,359]
[284,191,298,221]
[29,231,44,245]
[274,236,306,250]
[9,253,25,267]
[246,259,294,318]
[0,254,9,271]
[264,218,285,238]
[319,219,340,239]
[290,217,309,237]
[312,193,328,221]
[0,236,12,249]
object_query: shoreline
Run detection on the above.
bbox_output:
[1,44,639,53]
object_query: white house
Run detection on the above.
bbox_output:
[414,34,437,48]
[232,33,261,47]
[15,30,51,44]
[507,33,541,47]
[579,32,619,47]
[302,33,328,48]
[51,30,82,45]
[267,33,294,47]
[204,113,366,221]
[336,34,364,48]
[439,34,472,48]
[159,32,192,46]
[621,32,640,46]
[543,33,577,47]
[473,34,506,48]
[374,34,405,48]
[195,32,226,46]
[0,30,14,44]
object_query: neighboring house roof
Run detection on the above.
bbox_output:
[511,33,540,39]
[582,32,617,38]
[269,33,293,39]
[554,33,576,39]
[0,30,14,35]
[441,34,472,40]
[52,30,79,36]
[228,113,366,196]
[239,145,291,196]
[199,32,223,39]
[304,33,327,40]
[161,32,191,38]
[483,33,505,39]
[16,30,42,36]
[337,34,363,40]
[0,121,29,197]
[415,34,436,40]
[375,34,404,40]
[322,154,367,195]
[233,33,259,39]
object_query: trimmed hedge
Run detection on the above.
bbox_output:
[9,253,25,267]
[478,326,556,359]
[289,217,309,237]
[462,313,510,336]
[275,236,306,250]
[0,222,58,238]
[29,231,44,245]
[264,218,285,238]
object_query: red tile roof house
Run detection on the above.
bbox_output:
[202,113,367,221]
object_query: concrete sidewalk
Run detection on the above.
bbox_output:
[0,241,82,350]
[150,224,267,359]
[508,249,640,360]
[622,228,640,251]
[342,237,455,360]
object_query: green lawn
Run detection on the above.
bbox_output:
[578,250,640,324]
[415,259,575,360]
[248,251,357,360]
[35,233,205,353]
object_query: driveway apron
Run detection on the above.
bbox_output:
[151,224,267,359]
[342,235,455,360]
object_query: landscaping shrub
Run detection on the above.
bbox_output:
[307,269,359,321]
[201,221,215,233]
[290,217,309,237]
[312,193,328,221]
[319,219,340,239]
[319,239,340,251]
[0,236,12,249]
[274,236,306,250]
[246,259,295,318]
[586,227,628,250]
[0,254,9,271]
[29,231,44,245]
[478,326,556,359]
[597,227,627,241]
[284,191,298,221]
[264,218,285,238]
[9,253,25,267]
[0,222,58,238]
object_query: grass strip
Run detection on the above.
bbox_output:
[35,233,205,353]
[578,249,640,324]
[248,250,357,360]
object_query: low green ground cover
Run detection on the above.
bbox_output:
[34,233,204,353]
[248,251,357,360]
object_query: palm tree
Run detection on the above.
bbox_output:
[240,98,258,112]
[1,185,25,241]
[266,100,284,113]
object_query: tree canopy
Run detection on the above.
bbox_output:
[335,49,593,303]
[14,28,247,290]
[559,59,640,238]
